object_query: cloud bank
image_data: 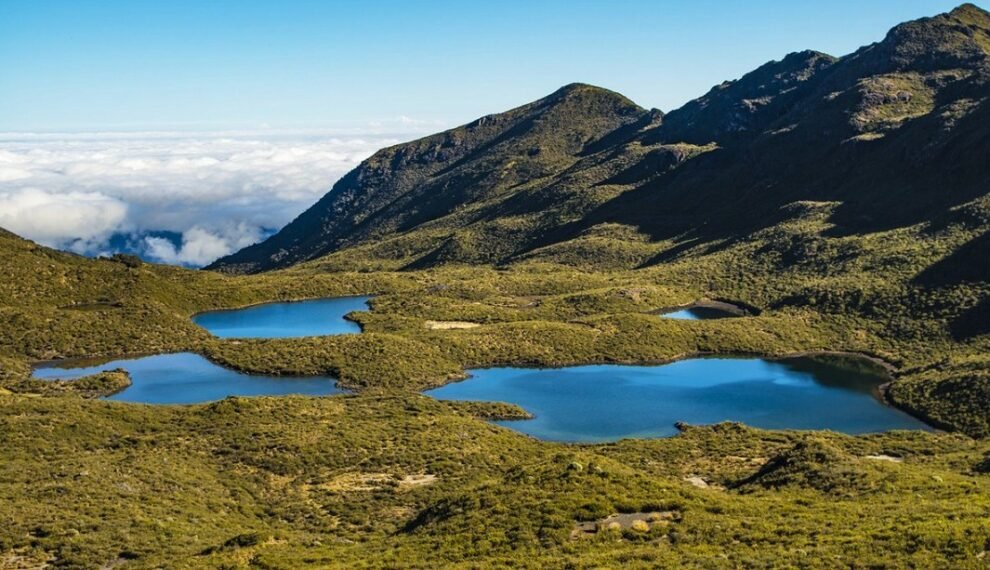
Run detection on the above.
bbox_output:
[0,129,418,266]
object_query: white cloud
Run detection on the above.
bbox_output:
[144,224,265,267]
[0,129,426,266]
[0,187,128,245]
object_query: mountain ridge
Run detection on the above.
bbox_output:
[209,3,990,274]
[209,82,646,273]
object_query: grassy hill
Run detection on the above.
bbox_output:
[2,201,990,567]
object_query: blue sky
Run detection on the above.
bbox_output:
[0,0,981,132]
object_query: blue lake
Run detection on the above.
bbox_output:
[193,296,370,338]
[662,306,739,320]
[32,352,342,404]
[425,356,930,442]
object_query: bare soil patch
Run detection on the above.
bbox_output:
[424,321,481,330]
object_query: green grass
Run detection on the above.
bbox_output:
[1,218,989,567]
[1,394,988,568]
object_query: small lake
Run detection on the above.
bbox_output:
[425,356,930,442]
[661,306,740,320]
[33,352,342,404]
[193,296,370,338]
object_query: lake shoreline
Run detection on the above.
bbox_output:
[28,342,936,434]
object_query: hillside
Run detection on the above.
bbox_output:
[209,83,650,273]
[4,225,990,568]
[211,4,990,275]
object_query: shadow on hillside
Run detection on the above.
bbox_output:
[516,91,990,269]
[948,297,990,341]
[913,231,990,287]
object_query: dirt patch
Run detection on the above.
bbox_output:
[683,475,725,490]
[864,454,903,463]
[1,548,52,569]
[317,472,393,492]
[572,511,679,539]
[726,455,768,465]
[400,474,438,488]
[615,288,647,302]
[424,321,481,330]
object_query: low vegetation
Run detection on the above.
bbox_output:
[1,207,989,566]
[2,394,989,568]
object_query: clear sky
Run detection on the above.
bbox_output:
[0,0,982,132]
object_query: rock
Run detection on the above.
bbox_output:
[684,476,710,488]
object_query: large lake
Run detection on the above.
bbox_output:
[33,352,342,404]
[425,356,930,442]
[193,296,370,338]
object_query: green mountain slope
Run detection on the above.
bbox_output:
[210,4,990,276]
[209,83,649,273]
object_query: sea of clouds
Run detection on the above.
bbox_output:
[0,129,422,266]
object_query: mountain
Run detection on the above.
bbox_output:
[210,4,990,274]
[209,84,650,272]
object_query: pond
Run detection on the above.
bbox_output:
[193,296,370,338]
[424,356,930,442]
[659,302,746,320]
[661,306,739,320]
[33,352,342,404]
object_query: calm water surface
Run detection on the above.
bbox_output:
[33,352,342,404]
[425,356,930,442]
[193,296,370,338]
[662,306,739,320]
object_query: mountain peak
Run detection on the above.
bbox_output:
[553,82,602,94]
[208,82,647,273]
[870,3,990,70]
[540,82,641,110]
[949,3,990,24]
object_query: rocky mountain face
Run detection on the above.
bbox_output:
[209,4,990,274]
